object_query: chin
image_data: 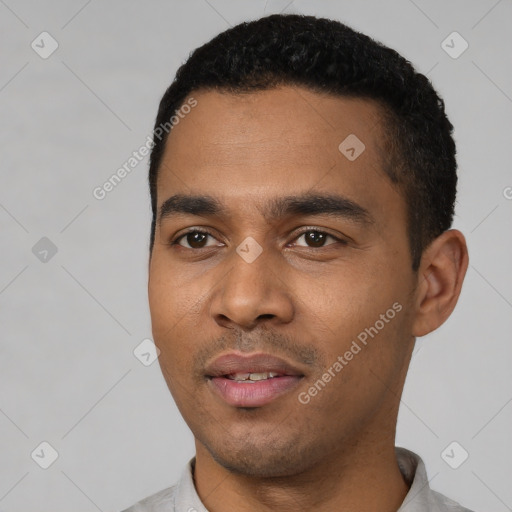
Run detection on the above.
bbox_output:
[203,432,324,478]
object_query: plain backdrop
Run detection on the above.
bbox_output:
[0,1,511,511]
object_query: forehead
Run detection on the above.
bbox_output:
[163,86,386,165]
[156,86,401,225]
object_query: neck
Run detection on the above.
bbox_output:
[193,434,409,512]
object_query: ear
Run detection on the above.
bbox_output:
[412,229,469,337]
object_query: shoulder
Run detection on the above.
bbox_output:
[395,447,477,512]
[121,457,200,512]
[431,491,473,512]
[430,489,477,512]
[120,484,177,512]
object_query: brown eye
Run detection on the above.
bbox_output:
[294,230,339,248]
[185,232,208,248]
[173,230,219,249]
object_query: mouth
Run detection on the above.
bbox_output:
[224,371,287,381]
[205,352,305,408]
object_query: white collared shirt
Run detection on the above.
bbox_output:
[122,447,475,511]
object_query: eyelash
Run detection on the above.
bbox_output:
[169,227,347,249]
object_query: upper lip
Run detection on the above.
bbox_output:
[205,352,305,378]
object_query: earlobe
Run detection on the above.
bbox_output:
[411,229,469,337]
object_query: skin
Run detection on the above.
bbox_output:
[147,86,468,512]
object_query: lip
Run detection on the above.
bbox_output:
[205,352,304,378]
[205,352,305,407]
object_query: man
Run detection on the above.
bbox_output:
[123,13,472,512]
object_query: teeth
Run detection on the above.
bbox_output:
[230,372,250,381]
[249,372,269,381]
[227,371,281,381]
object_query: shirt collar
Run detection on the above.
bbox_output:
[396,446,442,511]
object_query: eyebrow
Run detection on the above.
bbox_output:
[158,192,374,226]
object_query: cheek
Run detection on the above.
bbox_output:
[148,251,202,328]
[148,260,204,373]
[302,300,411,423]
[298,265,388,333]
[302,262,411,376]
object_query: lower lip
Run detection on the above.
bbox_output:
[208,376,302,407]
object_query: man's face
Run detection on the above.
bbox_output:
[148,86,418,477]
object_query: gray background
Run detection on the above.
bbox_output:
[0,0,511,511]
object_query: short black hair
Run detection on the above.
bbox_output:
[148,13,457,271]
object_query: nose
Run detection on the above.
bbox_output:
[209,243,295,330]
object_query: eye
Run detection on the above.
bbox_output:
[170,228,346,251]
[292,229,344,248]
[171,229,221,249]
